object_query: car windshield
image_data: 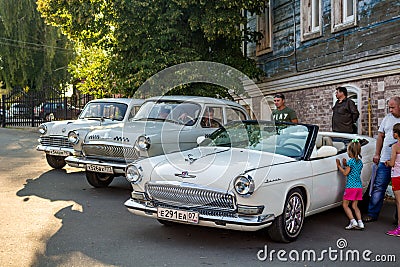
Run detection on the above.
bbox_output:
[204,121,312,158]
[133,100,201,125]
[79,102,128,121]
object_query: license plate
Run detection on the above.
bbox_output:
[86,164,114,174]
[157,207,199,224]
[48,149,70,156]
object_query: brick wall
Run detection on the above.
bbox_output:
[272,74,400,137]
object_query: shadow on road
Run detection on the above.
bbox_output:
[16,169,399,266]
[15,169,276,266]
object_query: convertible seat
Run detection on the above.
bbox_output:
[312,135,337,158]
[316,135,334,147]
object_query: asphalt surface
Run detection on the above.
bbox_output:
[0,127,399,267]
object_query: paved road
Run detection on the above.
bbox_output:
[0,127,399,266]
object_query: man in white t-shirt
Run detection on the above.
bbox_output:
[364,96,400,222]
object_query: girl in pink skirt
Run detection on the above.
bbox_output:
[336,140,364,230]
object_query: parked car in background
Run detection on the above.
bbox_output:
[36,102,82,121]
[37,98,144,169]
[124,121,375,243]
[9,103,31,118]
[66,95,250,188]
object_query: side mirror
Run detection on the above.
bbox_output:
[197,136,206,145]
[197,135,211,146]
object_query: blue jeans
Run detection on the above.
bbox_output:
[367,162,392,219]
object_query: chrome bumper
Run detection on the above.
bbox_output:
[124,198,275,231]
[65,155,128,174]
[36,145,73,156]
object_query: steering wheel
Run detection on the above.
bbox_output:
[281,143,303,152]
[178,115,194,125]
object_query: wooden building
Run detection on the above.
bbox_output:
[243,0,400,136]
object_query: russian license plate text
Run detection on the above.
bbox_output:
[86,164,113,174]
[157,207,199,224]
[48,150,70,156]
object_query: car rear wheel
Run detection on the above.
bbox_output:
[86,171,114,188]
[268,188,305,243]
[46,154,66,169]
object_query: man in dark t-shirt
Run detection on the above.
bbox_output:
[271,93,298,123]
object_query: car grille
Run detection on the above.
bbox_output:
[40,136,72,149]
[146,182,236,212]
[82,144,139,160]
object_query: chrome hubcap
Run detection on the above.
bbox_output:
[284,194,303,236]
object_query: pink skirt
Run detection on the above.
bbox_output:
[343,188,363,201]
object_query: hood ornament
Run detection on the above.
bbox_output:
[175,171,196,179]
[185,154,196,164]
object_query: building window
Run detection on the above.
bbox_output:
[256,1,272,56]
[301,0,322,41]
[331,0,357,33]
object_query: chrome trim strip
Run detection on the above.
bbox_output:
[124,198,275,227]
[36,145,74,154]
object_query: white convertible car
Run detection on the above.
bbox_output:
[37,98,144,169]
[66,96,249,187]
[124,121,375,243]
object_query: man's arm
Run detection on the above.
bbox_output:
[373,132,385,164]
[348,100,360,122]
[289,109,298,123]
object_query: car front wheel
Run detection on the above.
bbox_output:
[46,154,66,169]
[268,188,305,243]
[86,171,114,188]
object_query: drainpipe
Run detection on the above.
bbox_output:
[368,84,372,137]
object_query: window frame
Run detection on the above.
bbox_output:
[301,0,322,41]
[331,0,357,33]
[256,1,272,56]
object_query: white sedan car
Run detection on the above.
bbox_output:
[37,98,144,169]
[124,121,375,243]
[66,96,249,187]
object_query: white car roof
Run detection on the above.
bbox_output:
[87,98,144,105]
[145,95,243,108]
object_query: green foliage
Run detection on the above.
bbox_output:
[36,0,265,97]
[0,0,73,91]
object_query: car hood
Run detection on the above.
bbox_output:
[45,119,120,137]
[85,120,187,144]
[148,147,296,192]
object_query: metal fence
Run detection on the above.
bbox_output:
[0,87,93,127]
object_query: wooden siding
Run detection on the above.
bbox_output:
[252,0,400,78]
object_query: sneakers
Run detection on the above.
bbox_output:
[345,220,364,230]
[345,220,358,230]
[386,226,400,236]
[357,220,365,230]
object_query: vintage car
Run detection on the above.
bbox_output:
[65,96,250,187]
[37,98,144,169]
[124,121,375,243]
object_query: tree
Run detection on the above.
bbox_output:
[0,0,74,92]
[36,0,265,97]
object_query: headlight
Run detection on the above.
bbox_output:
[126,164,143,184]
[234,175,255,196]
[135,135,151,151]
[68,131,80,144]
[38,124,47,135]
